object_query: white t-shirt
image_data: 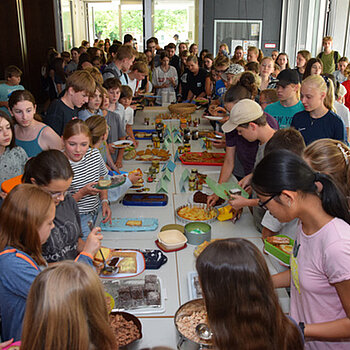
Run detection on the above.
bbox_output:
[124,106,134,126]
[290,218,350,349]
[127,76,139,95]
[262,211,299,241]
[334,100,350,128]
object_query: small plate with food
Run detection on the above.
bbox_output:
[194,97,209,104]
[112,140,134,149]
[94,248,145,279]
[204,115,225,121]
[95,175,127,189]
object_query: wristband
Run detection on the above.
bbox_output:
[101,199,109,205]
[298,322,305,337]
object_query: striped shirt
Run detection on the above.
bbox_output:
[68,148,108,213]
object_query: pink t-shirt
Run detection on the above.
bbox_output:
[290,217,350,349]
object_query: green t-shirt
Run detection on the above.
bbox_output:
[317,51,340,74]
[264,100,305,128]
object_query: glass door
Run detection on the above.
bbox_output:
[61,0,74,50]
[152,0,199,49]
[87,0,143,51]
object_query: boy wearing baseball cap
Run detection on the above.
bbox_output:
[264,69,304,128]
[222,99,276,231]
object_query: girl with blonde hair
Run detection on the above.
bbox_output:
[62,119,111,240]
[247,46,259,63]
[20,261,117,350]
[291,74,346,145]
[0,183,101,342]
[259,57,275,90]
[185,55,207,102]
[303,139,350,197]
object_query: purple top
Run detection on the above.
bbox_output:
[225,113,279,175]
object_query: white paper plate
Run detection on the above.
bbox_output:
[204,115,225,121]
[112,140,134,148]
[99,250,146,279]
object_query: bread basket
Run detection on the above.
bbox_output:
[168,103,196,115]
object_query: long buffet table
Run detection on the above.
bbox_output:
[100,106,289,349]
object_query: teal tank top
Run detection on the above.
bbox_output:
[15,126,47,157]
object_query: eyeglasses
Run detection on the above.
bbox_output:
[258,194,277,210]
[47,190,68,199]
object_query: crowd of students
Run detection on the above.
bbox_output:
[1,33,350,349]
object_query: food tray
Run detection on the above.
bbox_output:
[103,275,166,315]
[264,235,294,266]
[134,129,156,140]
[100,218,158,232]
[122,193,168,206]
[155,240,187,252]
[175,204,218,224]
[180,152,225,166]
[94,175,127,189]
[264,249,290,268]
[187,271,203,300]
[98,250,145,279]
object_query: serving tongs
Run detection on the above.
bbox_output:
[88,221,118,274]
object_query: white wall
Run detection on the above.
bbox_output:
[327,0,350,57]
[280,0,327,66]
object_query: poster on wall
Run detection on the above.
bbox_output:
[243,40,259,54]
[231,40,243,54]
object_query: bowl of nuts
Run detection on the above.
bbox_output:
[109,311,142,348]
[174,299,213,349]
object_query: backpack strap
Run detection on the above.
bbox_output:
[123,73,129,84]
[334,51,339,65]
[103,68,120,79]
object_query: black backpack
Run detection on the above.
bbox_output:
[103,68,129,84]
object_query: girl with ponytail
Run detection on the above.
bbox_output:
[291,74,346,145]
[252,149,350,349]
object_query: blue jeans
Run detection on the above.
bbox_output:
[80,210,98,241]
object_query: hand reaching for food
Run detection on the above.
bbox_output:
[84,226,103,256]
[207,193,219,207]
[128,172,142,184]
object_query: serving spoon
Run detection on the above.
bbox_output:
[87,221,118,274]
[195,323,212,341]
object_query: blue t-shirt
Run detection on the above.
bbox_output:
[0,83,25,115]
[215,79,226,98]
[291,110,346,145]
[264,101,304,128]
[0,247,93,341]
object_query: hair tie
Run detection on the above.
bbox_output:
[322,75,330,88]
[337,143,349,165]
[314,172,322,182]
